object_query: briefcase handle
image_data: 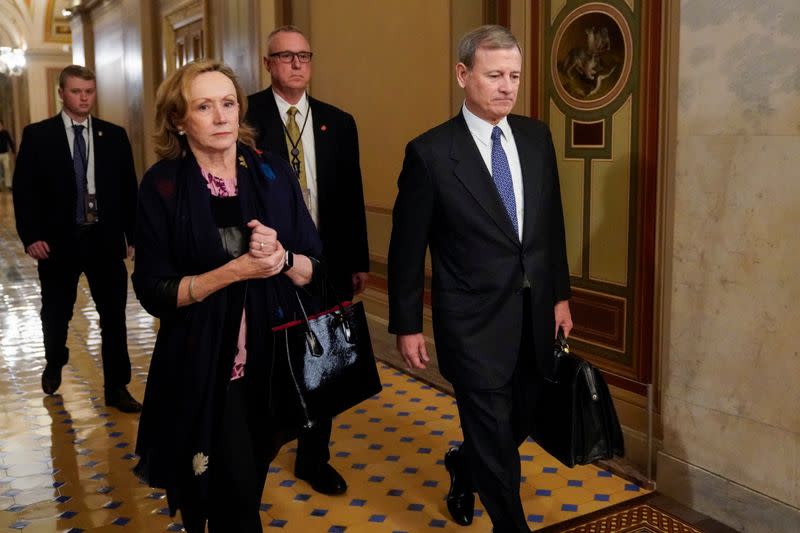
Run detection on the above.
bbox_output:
[555,329,570,356]
[552,329,600,401]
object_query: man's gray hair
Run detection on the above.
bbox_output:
[267,25,308,52]
[457,25,520,68]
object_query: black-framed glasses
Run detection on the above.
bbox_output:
[268,51,313,63]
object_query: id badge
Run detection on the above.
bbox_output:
[85,194,99,223]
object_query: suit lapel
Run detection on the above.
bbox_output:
[90,117,104,180]
[509,116,544,247]
[450,114,519,245]
[309,97,332,191]
[49,115,73,170]
[263,88,290,160]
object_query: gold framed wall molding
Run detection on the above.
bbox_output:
[551,1,633,111]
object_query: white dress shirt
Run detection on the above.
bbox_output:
[61,111,96,194]
[273,91,319,226]
[462,103,524,241]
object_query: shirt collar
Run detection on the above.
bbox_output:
[273,90,310,119]
[461,102,511,147]
[61,111,91,130]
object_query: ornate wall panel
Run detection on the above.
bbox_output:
[537,0,661,390]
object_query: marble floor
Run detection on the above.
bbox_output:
[0,190,647,532]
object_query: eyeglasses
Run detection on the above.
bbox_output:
[268,51,313,63]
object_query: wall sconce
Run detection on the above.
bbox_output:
[0,47,26,76]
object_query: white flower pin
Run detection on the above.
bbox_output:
[98,130,103,136]
[192,452,209,476]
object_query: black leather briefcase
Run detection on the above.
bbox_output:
[532,333,625,467]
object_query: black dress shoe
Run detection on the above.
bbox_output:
[295,462,347,495]
[105,386,142,413]
[42,363,63,395]
[444,447,475,526]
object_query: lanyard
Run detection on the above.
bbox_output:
[282,105,310,175]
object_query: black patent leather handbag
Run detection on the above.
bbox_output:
[532,332,625,467]
[270,292,382,430]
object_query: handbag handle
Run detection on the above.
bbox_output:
[278,329,316,430]
[293,291,324,356]
[292,289,356,357]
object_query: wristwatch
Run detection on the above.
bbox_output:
[281,250,294,273]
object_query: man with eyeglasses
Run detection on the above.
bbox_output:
[246,25,369,497]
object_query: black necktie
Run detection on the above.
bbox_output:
[73,124,87,224]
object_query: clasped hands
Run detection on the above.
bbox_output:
[237,219,286,279]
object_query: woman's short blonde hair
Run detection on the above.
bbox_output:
[154,59,257,159]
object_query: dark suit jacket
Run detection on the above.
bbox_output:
[388,113,571,390]
[12,114,138,259]
[245,87,369,301]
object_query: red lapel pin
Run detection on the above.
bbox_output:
[320,125,327,132]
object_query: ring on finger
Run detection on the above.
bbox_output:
[259,242,264,250]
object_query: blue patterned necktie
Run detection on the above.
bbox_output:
[73,124,88,224]
[490,126,518,236]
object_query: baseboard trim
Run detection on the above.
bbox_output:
[657,452,800,533]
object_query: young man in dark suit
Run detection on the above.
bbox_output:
[13,65,141,413]
[388,26,573,532]
[245,26,369,496]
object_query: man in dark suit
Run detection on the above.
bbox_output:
[388,26,573,532]
[13,65,141,413]
[246,25,369,496]
[0,119,16,190]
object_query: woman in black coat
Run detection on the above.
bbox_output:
[132,59,322,532]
